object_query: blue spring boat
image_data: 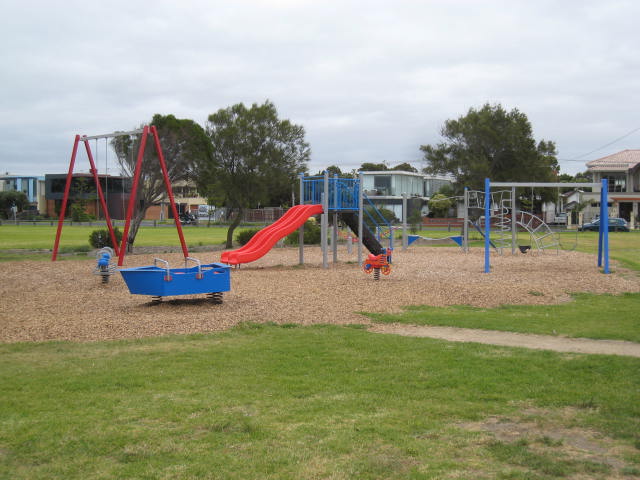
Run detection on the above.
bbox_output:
[119,257,231,303]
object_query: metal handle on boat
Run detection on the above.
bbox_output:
[154,258,172,281]
[185,257,203,279]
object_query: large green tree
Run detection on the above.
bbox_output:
[198,101,310,248]
[421,104,559,192]
[112,114,212,244]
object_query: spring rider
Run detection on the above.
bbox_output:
[363,248,392,280]
[93,247,117,284]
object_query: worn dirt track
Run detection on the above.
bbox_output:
[1,246,639,355]
[368,324,640,357]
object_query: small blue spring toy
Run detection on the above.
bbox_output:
[93,247,116,284]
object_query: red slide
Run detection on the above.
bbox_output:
[220,204,323,265]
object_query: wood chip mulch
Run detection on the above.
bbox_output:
[1,246,638,343]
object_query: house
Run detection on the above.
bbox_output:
[44,173,207,221]
[360,171,453,220]
[585,150,640,227]
[44,173,131,219]
[0,175,45,213]
[144,179,208,221]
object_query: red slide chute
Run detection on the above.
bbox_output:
[220,204,323,265]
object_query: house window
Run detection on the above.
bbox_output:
[374,175,391,195]
[602,174,626,192]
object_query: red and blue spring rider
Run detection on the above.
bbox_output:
[363,248,392,280]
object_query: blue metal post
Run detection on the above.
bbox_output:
[299,173,304,265]
[484,178,491,273]
[601,178,610,273]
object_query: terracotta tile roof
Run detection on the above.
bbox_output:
[587,149,640,171]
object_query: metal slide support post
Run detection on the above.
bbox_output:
[463,187,469,252]
[118,126,149,266]
[333,213,338,263]
[299,174,304,265]
[52,135,81,261]
[83,139,120,257]
[402,193,408,251]
[484,178,491,273]
[511,186,516,255]
[358,172,364,265]
[151,126,189,260]
[322,170,329,269]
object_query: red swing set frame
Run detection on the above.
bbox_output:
[52,125,189,266]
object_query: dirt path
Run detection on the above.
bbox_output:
[368,324,640,357]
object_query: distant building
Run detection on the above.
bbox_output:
[360,171,453,219]
[584,150,640,226]
[44,173,131,219]
[144,180,208,221]
[0,175,45,212]
[44,173,208,221]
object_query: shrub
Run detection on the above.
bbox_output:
[364,206,398,232]
[236,228,262,246]
[408,210,423,234]
[428,193,453,218]
[285,219,321,245]
[71,203,95,222]
[89,227,123,249]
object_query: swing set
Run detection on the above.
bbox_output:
[51,125,190,266]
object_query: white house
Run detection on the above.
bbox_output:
[360,171,453,219]
[585,150,640,227]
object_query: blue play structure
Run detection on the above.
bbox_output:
[120,258,231,303]
[483,178,611,274]
[301,175,359,211]
[299,173,393,265]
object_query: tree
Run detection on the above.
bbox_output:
[315,165,343,176]
[112,114,212,245]
[363,206,397,232]
[573,171,592,183]
[314,165,357,178]
[359,162,388,171]
[420,104,559,194]
[391,162,418,172]
[428,193,453,217]
[0,191,28,219]
[197,101,310,248]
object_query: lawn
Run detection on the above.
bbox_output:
[366,292,640,342]
[1,226,639,478]
[1,324,639,479]
[0,225,258,261]
[366,231,640,341]
[0,224,236,250]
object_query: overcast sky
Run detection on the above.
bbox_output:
[1,0,639,178]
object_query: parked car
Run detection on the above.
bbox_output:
[549,212,568,225]
[578,217,629,232]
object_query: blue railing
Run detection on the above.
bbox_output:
[302,176,359,211]
[363,192,393,250]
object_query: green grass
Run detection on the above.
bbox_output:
[366,293,640,342]
[0,225,251,251]
[570,230,640,271]
[1,324,639,479]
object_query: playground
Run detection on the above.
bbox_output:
[2,245,640,343]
